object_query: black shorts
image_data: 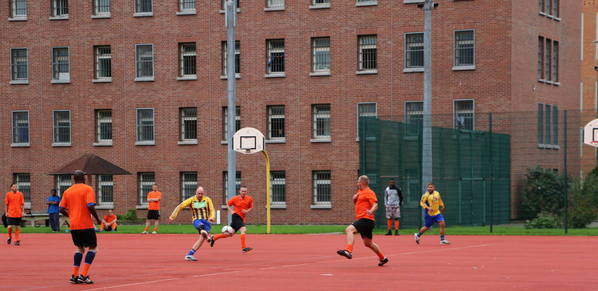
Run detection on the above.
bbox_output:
[352,218,376,239]
[6,217,22,226]
[70,229,97,248]
[230,213,245,232]
[147,210,160,220]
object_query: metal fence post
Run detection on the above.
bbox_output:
[563,110,568,234]
[489,113,493,233]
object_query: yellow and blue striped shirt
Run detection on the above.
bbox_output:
[170,196,215,221]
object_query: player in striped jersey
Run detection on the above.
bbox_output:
[169,186,215,261]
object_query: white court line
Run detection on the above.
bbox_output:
[84,243,492,290]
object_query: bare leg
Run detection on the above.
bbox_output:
[153,219,159,231]
[418,226,430,235]
[192,235,206,250]
[345,225,356,247]
[363,238,383,256]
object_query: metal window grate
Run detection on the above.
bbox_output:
[538,37,544,80]
[12,0,27,17]
[552,41,559,82]
[138,172,155,204]
[180,0,195,10]
[137,109,154,142]
[312,37,330,72]
[52,47,69,80]
[223,171,241,205]
[455,30,474,66]
[271,171,286,203]
[180,43,197,76]
[537,103,544,145]
[545,104,552,145]
[95,46,111,79]
[405,101,423,135]
[267,39,285,73]
[95,0,110,14]
[268,105,285,139]
[405,33,424,68]
[313,171,331,204]
[135,0,152,13]
[313,0,329,4]
[545,38,552,82]
[12,111,29,144]
[53,0,68,16]
[56,174,72,196]
[221,0,240,9]
[222,106,241,140]
[181,172,198,200]
[14,173,31,202]
[180,107,197,141]
[11,48,27,80]
[358,35,377,71]
[552,105,559,146]
[357,103,377,138]
[267,0,284,9]
[454,100,474,130]
[313,104,331,138]
[96,110,112,142]
[222,41,240,75]
[136,45,154,78]
[53,110,71,143]
[98,175,113,204]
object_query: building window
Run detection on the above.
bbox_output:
[357,103,377,138]
[10,48,28,82]
[223,171,241,204]
[179,0,195,12]
[311,37,330,73]
[222,106,241,141]
[552,41,559,83]
[537,103,544,145]
[138,172,155,205]
[405,33,424,69]
[221,0,240,9]
[312,104,331,140]
[14,173,31,203]
[179,43,197,78]
[537,36,544,80]
[53,110,71,144]
[181,172,198,200]
[358,35,377,71]
[97,175,114,204]
[405,101,423,135]
[454,30,475,67]
[93,0,110,16]
[267,105,285,140]
[267,0,284,9]
[539,0,559,18]
[135,0,152,14]
[313,171,331,205]
[311,0,330,7]
[136,109,154,143]
[271,171,286,204]
[52,47,70,82]
[537,103,559,148]
[180,107,197,142]
[221,41,240,76]
[538,37,559,83]
[52,0,68,17]
[135,44,154,79]
[454,100,474,130]
[266,39,285,74]
[95,109,112,144]
[12,111,29,145]
[10,0,27,18]
[56,174,72,196]
[94,45,112,80]
[356,0,376,4]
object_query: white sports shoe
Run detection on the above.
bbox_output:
[440,239,451,245]
[141,231,148,234]
[185,255,198,261]
[151,231,157,234]
[414,233,421,244]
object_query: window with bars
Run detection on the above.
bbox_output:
[223,171,241,205]
[94,0,110,15]
[222,106,241,141]
[312,0,330,6]
[11,48,28,81]
[552,41,559,83]
[313,171,331,205]
[95,109,112,143]
[221,0,240,9]
[271,171,286,204]
[53,110,71,144]
[136,44,154,79]
[537,103,559,147]
[97,175,114,204]
[135,0,152,13]
[312,104,331,140]
[267,105,285,140]
[357,103,377,139]
[453,100,474,130]
[180,107,197,141]
[454,30,475,67]
[539,0,559,18]
[537,36,544,80]
[136,109,154,143]
[14,173,31,203]
[11,0,27,18]
[179,0,195,11]
[52,0,68,17]
[267,0,284,9]
[52,47,70,81]
[312,37,330,73]
[94,46,111,80]
[356,0,376,4]
[267,39,285,74]
[405,101,423,135]
[12,111,29,145]
[56,174,72,196]
[405,33,424,68]
[358,35,377,71]
[179,43,197,77]
[138,172,155,204]
[221,41,240,75]
[181,172,198,201]
[538,37,559,83]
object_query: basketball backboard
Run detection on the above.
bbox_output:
[233,127,265,154]
[584,119,598,148]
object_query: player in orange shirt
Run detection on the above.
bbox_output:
[142,184,161,234]
[208,186,254,253]
[337,175,389,266]
[100,209,118,231]
[5,183,25,246]
[59,170,103,284]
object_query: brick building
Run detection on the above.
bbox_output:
[582,0,598,174]
[0,0,581,223]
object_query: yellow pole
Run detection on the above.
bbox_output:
[262,150,271,234]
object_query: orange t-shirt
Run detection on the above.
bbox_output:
[59,183,97,230]
[104,214,117,223]
[355,187,378,221]
[147,191,162,210]
[4,191,24,218]
[227,195,253,221]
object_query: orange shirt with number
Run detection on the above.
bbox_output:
[4,191,24,218]
[147,191,162,210]
[59,184,97,230]
[354,187,378,221]
[227,195,254,221]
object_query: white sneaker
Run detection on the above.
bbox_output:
[141,231,148,234]
[414,233,421,244]
[440,239,450,245]
[151,231,157,234]
[184,255,197,261]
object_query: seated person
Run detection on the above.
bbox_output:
[100,210,118,231]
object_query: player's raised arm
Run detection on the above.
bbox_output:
[169,198,192,221]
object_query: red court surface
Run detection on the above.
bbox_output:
[1,234,597,291]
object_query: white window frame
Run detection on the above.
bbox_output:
[10,48,28,84]
[266,39,285,77]
[310,0,330,9]
[177,0,196,15]
[404,32,424,72]
[14,173,32,207]
[135,44,154,81]
[93,0,111,18]
[270,171,286,208]
[10,0,27,20]
[52,110,71,146]
[311,104,331,142]
[357,35,377,73]
[405,101,423,136]
[356,102,377,141]
[311,171,331,208]
[179,42,197,80]
[453,99,475,131]
[181,172,198,201]
[356,0,377,7]
[265,0,285,11]
[453,29,476,70]
[11,110,30,147]
[51,47,70,83]
[134,0,153,17]
[94,45,112,82]
[136,108,155,145]
[219,0,240,13]
[180,107,198,144]
[55,174,72,196]
[221,40,241,78]
[311,37,331,75]
[97,175,114,207]
[95,109,112,146]
[137,172,155,206]
[267,105,285,142]
[50,0,69,19]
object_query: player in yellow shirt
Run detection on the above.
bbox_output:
[169,186,215,261]
[414,183,450,245]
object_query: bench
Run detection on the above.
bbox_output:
[21,212,67,227]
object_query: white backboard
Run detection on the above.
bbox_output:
[584,119,598,148]
[233,127,265,154]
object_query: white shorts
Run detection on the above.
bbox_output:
[385,206,401,219]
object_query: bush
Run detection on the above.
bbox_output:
[520,167,567,220]
[117,209,141,224]
[566,176,598,228]
[525,211,562,229]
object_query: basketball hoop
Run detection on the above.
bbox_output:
[584,119,598,148]
[233,128,265,155]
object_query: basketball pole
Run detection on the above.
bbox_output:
[262,150,272,234]
[225,0,237,226]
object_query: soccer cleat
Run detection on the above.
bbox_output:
[378,257,389,267]
[69,275,80,284]
[242,247,253,253]
[336,249,352,259]
[208,235,215,247]
[440,239,451,245]
[395,230,400,236]
[77,275,94,284]
[385,230,392,236]
[6,238,11,245]
[185,255,198,261]
[414,233,421,244]
[151,231,157,234]
[141,231,148,234]
[14,240,20,246]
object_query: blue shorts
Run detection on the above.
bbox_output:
[193,219,212,233]
[424,213,445,228]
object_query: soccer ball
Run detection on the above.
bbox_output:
[221,225,234,235]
